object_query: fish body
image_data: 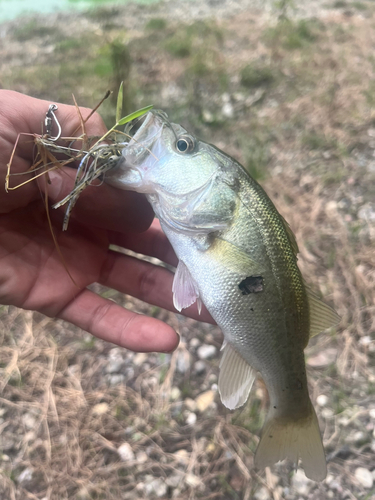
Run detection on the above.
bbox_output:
[104,111,339,480]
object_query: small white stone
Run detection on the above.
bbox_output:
[291,469,313,495]
[197,345,216,360]
[194,360,206,374]
[170,387,181,401]
[117,443,134,462]
[174,449,189,463]
[202,110,214,123]
[166,472,183,488]
[254,486,271,500]
[317,394,329,407]
[92,403,109,415]
[359,336,372,346]
[196,390,215,412]
[18,467,33,483]
[76,488,90,499]
[109,374,125,386]
[353,431,367,444]
[321,408,334,419]
[222,92,231,103]
[145,478,167,497]
[136,482,145,492]
[186,412,197,426]
[105,360,123,374]
[370,409,375,420]
[133,352,148,366]
[185,474,202,488]
[136,451,148,464]
[184,398,197,411]
[355,467,373,489]
[307,348,337,368]
[190,338,200,348]
[176,350,190,374]
[23,431,36,442]
[22,413,36,430]
[222,102,234,119]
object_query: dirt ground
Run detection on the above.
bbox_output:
[1,0,375,498]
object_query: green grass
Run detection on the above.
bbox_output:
[332,0,348,7]
[86,5,121,22]
[240,63,276,88]
[146,18,167,30]
[265,19,320,50]
[164,20,223,58]
[352,1,368,10]
[164,34,191,57]
[13,20,59,41]
[302,131,330,150]
[55,37,88,54]
[240,128,272,181]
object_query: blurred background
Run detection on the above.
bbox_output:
[1,0,375,498]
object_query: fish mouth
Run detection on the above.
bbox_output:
[104,110,168,190]
[124,109,170,143]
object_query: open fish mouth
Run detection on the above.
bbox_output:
[121,109,175,162]
[124,109,169,143]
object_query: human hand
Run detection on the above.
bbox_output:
[0,90,212,353]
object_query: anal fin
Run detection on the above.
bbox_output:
[218,342,256,410]
[172,260,200,312]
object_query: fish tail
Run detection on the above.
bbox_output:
[254,401,326,481]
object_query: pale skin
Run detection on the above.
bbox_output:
[0,90,212,353]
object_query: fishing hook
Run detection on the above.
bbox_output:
[44,104,62,141]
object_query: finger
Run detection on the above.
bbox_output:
[40,168,154,233]
[57,288,180,353]
[2,90,107,157]
[1,90,109,212]
[99,249,214,324]
[109,219,178,267]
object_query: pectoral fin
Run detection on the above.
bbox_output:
[172,260,201,312]
[208,238,261,276]
[306,287,340,337]
[218,341,256,410]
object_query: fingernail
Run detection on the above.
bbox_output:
[163,330,180,353]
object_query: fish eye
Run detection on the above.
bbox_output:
[176,135,196,154]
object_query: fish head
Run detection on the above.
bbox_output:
[105,110,225,196]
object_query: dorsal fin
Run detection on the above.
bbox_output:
[306,286,340,337]
[281,215,299,256]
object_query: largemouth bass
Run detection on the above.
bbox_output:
[104,110,340,481]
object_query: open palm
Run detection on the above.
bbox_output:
[0,91,210,353]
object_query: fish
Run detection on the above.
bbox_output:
[104,110,340,481]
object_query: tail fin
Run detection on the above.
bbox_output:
[254,403,326,481]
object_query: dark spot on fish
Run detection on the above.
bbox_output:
[273,406,277,409]
[250,308,254,312]
[296,379,303,390]
[269,435,273,438]
[239,275,264,295]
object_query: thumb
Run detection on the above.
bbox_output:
[39,168,154,234]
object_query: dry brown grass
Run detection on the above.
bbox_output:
[1,2,375,499]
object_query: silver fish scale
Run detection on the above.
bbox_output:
[160,160,311,413]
